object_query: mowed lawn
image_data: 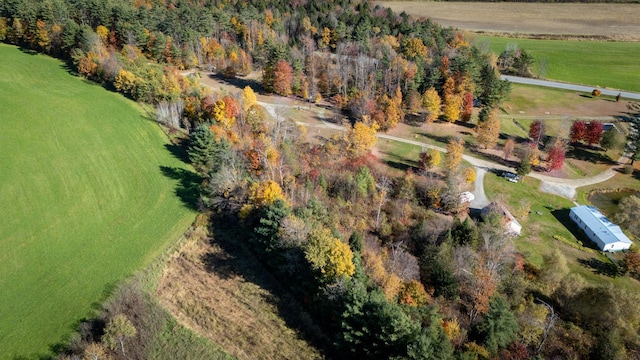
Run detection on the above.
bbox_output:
[0,45,196,357]
[477,36,640,93]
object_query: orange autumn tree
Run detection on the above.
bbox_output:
[272,59,293,96]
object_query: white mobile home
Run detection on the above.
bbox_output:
[569,205,632,252]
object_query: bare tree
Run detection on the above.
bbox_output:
[156,100,184,129]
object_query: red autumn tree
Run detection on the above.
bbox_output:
[461,92,474,122]
[585,121,604,146]
[529,120,545,144]
[272,59,293,96]
[569,121,587,143]
[546,145,566,171]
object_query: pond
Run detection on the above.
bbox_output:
[588,190,640,218]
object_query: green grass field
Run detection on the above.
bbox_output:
[478,36,640,93]
[0,45,196,358]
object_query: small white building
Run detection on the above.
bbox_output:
[569,205,632,252]
[481,202,522,236]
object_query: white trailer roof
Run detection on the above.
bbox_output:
[571,205,632,246]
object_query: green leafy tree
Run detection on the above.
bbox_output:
[600,128,623,151]
[102,314,137,357]
[613,195,640,237]
[304,227,355,281]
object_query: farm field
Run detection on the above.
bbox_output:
[0,45,196,357]
[378,2,640,40]
[478,36,640,93]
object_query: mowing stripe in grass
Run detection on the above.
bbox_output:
[0,44,196,358]
[478,36,640,93]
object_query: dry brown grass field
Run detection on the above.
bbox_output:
[378,1,640,40]
[157,227,324,360]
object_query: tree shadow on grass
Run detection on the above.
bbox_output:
[551,209,601,251]
[160,166,202,211]
[578,258,622,278]
[208,73,264,94]
[202,219,332,357]
[164,141,190,164]
[566,145,616,165]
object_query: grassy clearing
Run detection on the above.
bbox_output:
[484,172,640,291]
[478,36,640,92]
[0,44,196,358]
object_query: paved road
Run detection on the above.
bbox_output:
[502,75,640,100]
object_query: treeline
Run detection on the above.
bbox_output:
[0,0,510,130]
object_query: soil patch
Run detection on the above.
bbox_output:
[379,2,640,40]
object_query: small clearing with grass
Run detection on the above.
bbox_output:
[0,44,196,358]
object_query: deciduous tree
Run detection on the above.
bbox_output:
[272,59,293,96]
[443,94,462,123]
[346,120,378,159]
[613,195,640,237]
[463,167,476,183]
[305,227,355,281]
[418,149,440,172]
[600,128,623,151]
[243,85,257,110]
[445,138,464,173]
[503,138,515,160]
[585,121,604,145]
[569,121,587,143]
[422,87,441,122]
[529,120,545,144]
[546,145,566,171]
[102,314,137,357]
[461,92,474,123]
[477,109,501,149]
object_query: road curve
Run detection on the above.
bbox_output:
[502,75,640,100]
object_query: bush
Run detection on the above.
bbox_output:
[591,89,601,97]
[553,235,599,255]
[623,165,634,175]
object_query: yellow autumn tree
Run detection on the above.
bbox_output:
[477,109,501,149]
[346,120,378,158]
[445,138,465,173]
[422,87,441,122]
[249,180,286,207]
[528,144,541,166]
[114,69,138,97]
[96,25,109,41]
[463,167,476,183]
[305,227,355,281]
[443,94,462,123]
[242,86,258,111]
[429,149,441,168]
